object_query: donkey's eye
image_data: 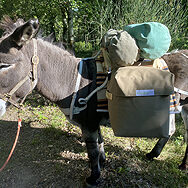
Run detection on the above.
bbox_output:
[0,64,12,70]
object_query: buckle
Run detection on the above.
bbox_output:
[32,55,39,65]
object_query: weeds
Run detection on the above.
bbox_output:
[2,92,187,187]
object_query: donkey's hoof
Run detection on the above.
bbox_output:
[85,176,99,187]
[84,182,97,188]
[146,153,154,161]
[179,163,188,171]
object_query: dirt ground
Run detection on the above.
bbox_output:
[0,103,187,188]
[0,107,91,188]
[0,107,138,188]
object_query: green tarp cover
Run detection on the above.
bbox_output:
[123,22,171,60]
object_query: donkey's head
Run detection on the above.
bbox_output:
[0,17,39,117]
[0,16,39,52]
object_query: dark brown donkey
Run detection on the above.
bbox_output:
[0,17,187,186]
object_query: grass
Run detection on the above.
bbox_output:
[1,92,187,187]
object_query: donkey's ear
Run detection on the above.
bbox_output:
[10,19,39,46]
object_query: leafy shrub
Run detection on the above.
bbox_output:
[74,41,94,57]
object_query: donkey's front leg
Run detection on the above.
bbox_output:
[82,128,101,186]
[98,128,106,168]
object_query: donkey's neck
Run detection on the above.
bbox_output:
[35,39,81,102]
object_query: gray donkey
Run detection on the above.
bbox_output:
[0,17,187,186]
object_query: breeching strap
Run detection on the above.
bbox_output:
[0,119,22,172]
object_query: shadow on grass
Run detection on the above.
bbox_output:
[0,120,187,188]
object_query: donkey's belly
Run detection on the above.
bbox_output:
[59,107,82,127]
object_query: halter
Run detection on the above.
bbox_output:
[0,39,39,108]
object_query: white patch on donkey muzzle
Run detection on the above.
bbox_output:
[0,99,7,117]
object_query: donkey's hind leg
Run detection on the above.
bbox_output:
[146,114,175,160]
[98,128,106,168]
[146,137,170,160]
[179,105,188,170]
[179,145,188,170]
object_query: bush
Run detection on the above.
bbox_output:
[82,0,188,51]
[171,35,188,50]
[74,41,94,58]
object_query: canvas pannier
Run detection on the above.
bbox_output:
[106,66,174,138]
[101,29,139,69]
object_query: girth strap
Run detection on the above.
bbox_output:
[69,51,107,120]
[70,60,84,120]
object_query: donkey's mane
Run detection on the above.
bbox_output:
[0,16,25,36]
[37,31,66,51]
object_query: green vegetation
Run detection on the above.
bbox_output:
[12,92,187,187]
[0,0,187,56]
[0,1,187,186]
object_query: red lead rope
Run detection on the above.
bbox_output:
[0,119,22,172]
